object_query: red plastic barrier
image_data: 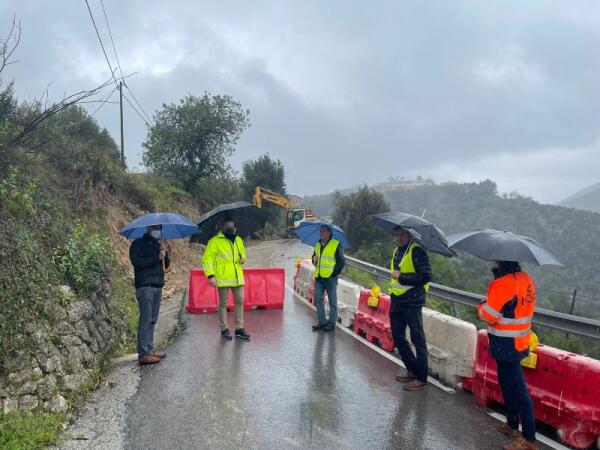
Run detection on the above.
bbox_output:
[241,268,285,310]
[470,330,600,449]
[186,268,285,314]
[353,289,394,352]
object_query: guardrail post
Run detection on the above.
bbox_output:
[452,302,461,319]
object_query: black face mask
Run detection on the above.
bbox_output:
[224,227,236,238]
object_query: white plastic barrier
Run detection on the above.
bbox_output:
[420,307,478,386]
[294,260,314,299]
[336,279,361,327]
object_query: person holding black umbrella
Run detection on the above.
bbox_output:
[478,261,537,450]
[373,212,455,391]
[388,226,431,391]
[448,229,563,450]
[202,218,251,340]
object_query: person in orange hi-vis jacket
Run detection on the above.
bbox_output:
[478,260,538,450]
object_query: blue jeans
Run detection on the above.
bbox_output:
[314,277,338,326]
[136,286,162,357]
[496,359,536,442]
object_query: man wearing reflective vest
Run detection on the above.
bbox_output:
[312,224,345,332]
[202,218,251,341]
[478,261,537,450]
[389,226,431,391]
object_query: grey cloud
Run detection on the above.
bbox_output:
[2,1,599,200]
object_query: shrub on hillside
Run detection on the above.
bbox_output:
[54,223,114,296]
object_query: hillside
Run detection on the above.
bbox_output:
[560,181,600,213]
[0,101,202,445]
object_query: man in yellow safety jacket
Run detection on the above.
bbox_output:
[202,218,250,340]
[478,261,537,450]
[389,226,431,391]
[312,224,345,332]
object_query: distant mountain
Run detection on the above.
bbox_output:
[560,182,600,212]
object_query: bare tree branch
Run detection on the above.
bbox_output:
[0,15,21,75]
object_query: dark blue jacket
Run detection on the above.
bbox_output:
[129,233,170,288]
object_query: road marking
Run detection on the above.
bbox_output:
[286,284,571,449]
[285,284,455,393]
[487,412,570,450]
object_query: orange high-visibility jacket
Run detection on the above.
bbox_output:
[478,271,536,352]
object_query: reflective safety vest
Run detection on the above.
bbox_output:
[202,232,246,287]
[389,241,430,296]
[478,271,536,352]
[314,239,340,279]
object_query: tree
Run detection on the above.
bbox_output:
[240,153,287,228]
[143,93,250,192]
[332,185,390,251]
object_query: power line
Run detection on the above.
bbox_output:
[124,83,153,124]
[97,0,153,125]
[99,0,124,80]
[83,0,119,87]
[122,91,151,127]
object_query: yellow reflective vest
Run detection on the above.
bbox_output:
[314,239,340,279]
[202,232,246,287]
[389,241,430,296]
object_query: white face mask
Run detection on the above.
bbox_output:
[150,230,161,239]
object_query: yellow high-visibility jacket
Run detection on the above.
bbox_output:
[202,232,246,287]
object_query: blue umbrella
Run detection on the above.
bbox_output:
[120,212,200,240]
[293,221,349,249]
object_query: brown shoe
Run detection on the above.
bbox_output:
[138,354,161,366]
[395,372,416,382]
[502,437,538,450]
[150,351,166,359]
[496,423,521,439]
[402,380,427,391]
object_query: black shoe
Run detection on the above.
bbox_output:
[221,329,233,340]
[323,324,335,332]
[235,328,251,340]
[312,324,325,332]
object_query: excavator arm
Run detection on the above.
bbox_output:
[253,187,290,210]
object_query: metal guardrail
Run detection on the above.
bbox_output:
[345,255,600,340]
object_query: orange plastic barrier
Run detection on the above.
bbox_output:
[353,289,394,352]
[185,268,285,314]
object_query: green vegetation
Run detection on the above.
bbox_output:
[143,93,250,193]
[54,223,115,296]
[240,153,287,230]
[0,411,66,450]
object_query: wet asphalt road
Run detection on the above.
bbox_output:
[125,240,547,450]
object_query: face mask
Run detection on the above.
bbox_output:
[150,230,161,239]
[224,227,236,237]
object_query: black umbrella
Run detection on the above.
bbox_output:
[372,212,456,257]
[447,229,563,266]
[192,201,267,245]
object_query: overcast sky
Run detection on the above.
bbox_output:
[2,1,600,203]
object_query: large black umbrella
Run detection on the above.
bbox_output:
[447,229,563,266]
[373,212,456,257]
[192,201,267,245]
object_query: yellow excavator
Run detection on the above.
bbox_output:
[253,187,320,233]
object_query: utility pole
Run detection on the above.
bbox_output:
[119,81,125,169]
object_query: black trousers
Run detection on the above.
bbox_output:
[390,307,428,382]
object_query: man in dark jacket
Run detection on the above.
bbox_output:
[389,226,431,391]
[311,225,345,332]
[129,224,170,366]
